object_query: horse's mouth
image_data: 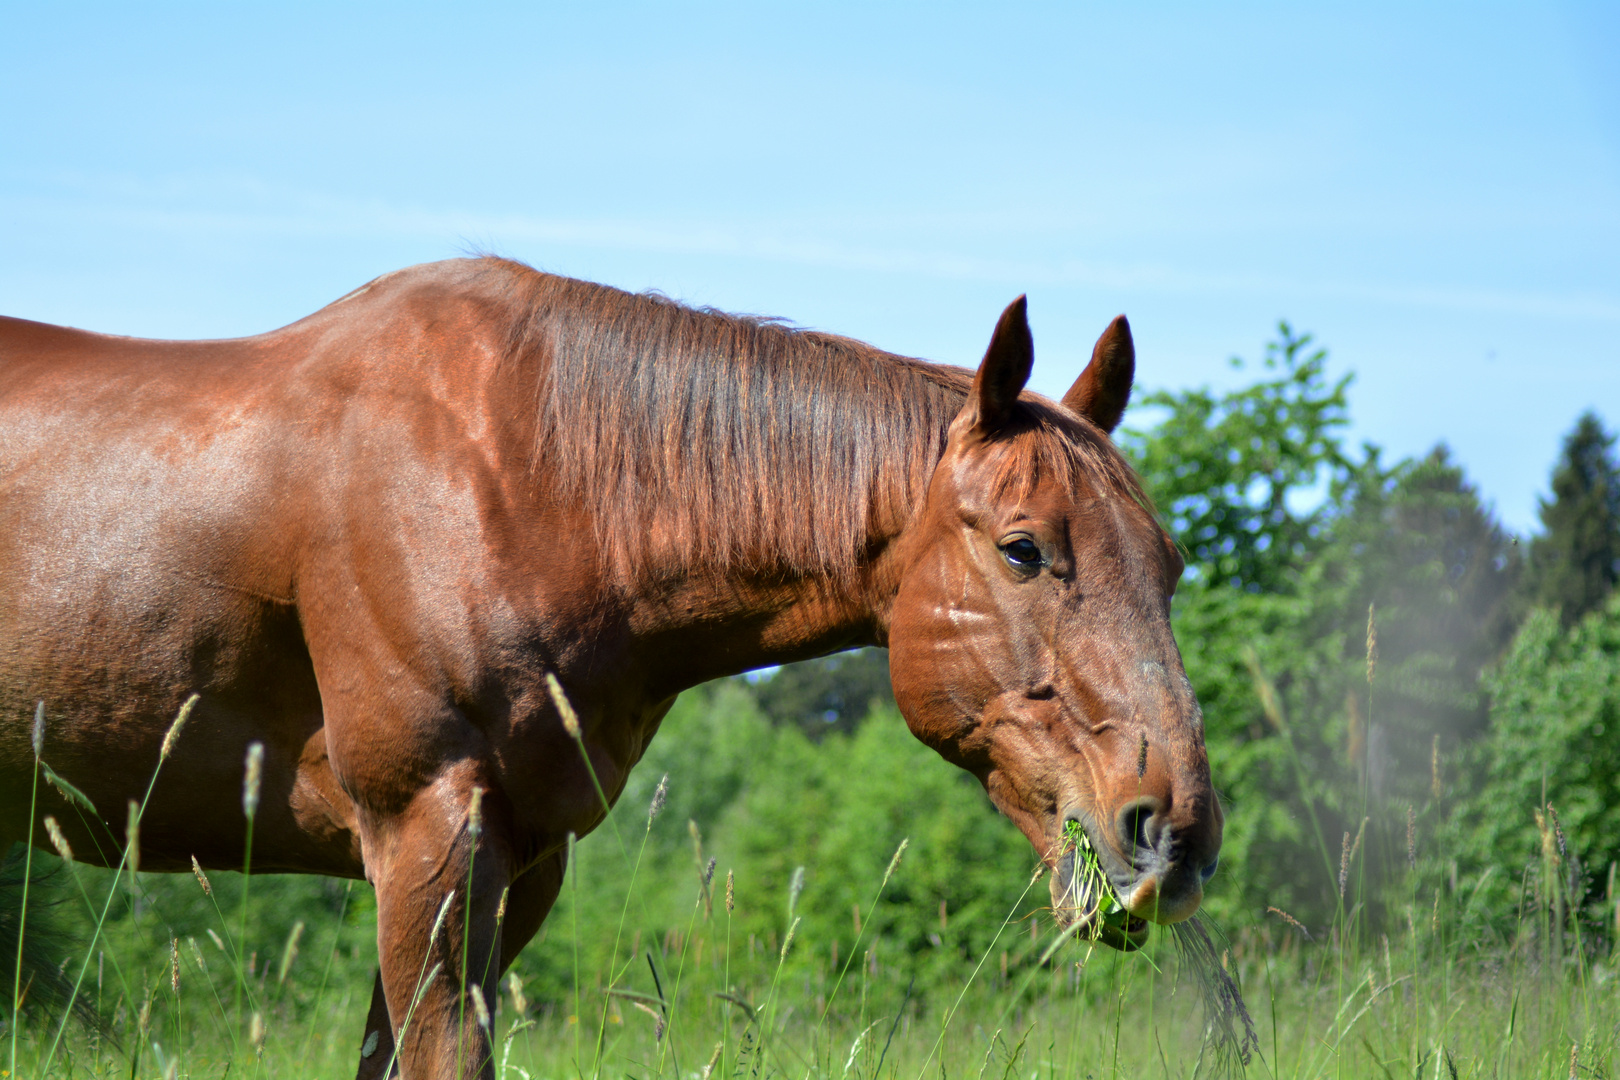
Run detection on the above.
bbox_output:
[1051,826,1151,952]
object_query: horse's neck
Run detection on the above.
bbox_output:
[626,548,905,694]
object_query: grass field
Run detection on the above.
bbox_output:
[7,663,1619,1080]
[5,810,1616,1080]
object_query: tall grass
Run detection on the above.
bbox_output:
[5,682,1618,1078]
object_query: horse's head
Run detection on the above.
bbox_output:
[887,298,1220,949]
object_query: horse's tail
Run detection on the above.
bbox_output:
[1,843,102,1034]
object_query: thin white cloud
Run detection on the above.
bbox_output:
[5,185,1618,323]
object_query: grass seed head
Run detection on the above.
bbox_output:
[788,865,806,917]
[170,937,181,994]
[429,890,455,947]
[242,741,264,819]
[126,798,141,874]
[470,983,491,1031]
[725,869,735,913]
[648,773,669,823]
[192,855,212,896]
[278,921,305,984]
[544,671,582,739]
[1431,735,1442,801]
[161,694,199,761]
[702,1041,724,1080]
[1366,603,1379,684]
[467,785,485,838]
[507,971,528,1015]
[1265,906,1311,938]
[31,700,44,759]
[881,839,909,890]
[44,814,73,862]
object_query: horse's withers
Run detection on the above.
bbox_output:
[886,303,1222,948]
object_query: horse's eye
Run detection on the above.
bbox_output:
[1000,537,1043,571]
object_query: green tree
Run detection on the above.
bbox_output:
[1524,411,1620,627]
[1122,324,1360,925]
[1124,322,1353,593]
[1446,592,1620,928]
[747,649,895,739]
[1324,447,1521,789]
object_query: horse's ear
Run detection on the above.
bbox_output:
[1061,314,1134,433]
[967,296,1034,435]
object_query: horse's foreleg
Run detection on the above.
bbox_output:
[360,779,513,1080]
[355,972,397,1080]
[354,850,565,1080]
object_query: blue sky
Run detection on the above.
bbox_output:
[3,2,1616,533]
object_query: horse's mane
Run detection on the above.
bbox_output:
[485,258,1143,585]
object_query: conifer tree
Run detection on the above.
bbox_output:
[1526,411,1620,626]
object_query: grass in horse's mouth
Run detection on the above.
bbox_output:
[1058,820,1147,938]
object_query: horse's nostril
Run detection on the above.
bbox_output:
[1115,797,1163,861]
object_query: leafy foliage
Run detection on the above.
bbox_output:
[1446,593,1620,923]
[1123,323,1352,593]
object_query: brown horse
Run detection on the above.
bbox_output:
[0,258,1220,1078]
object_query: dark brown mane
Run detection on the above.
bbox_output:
[486,258,1143,583]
